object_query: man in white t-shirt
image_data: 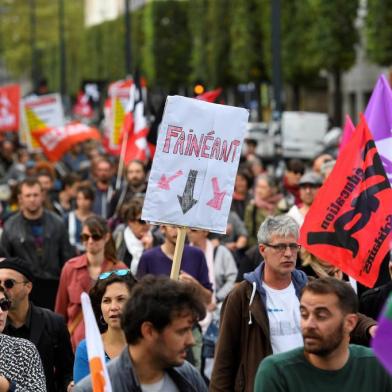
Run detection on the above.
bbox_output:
[210,215,376,392]
[211,215,307,392]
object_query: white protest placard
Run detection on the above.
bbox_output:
[21,93,65,150]
[142,95,249,233]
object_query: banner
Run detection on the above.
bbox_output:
[299,115,392,288]
[142,95,249,233]
[364,75,392,185]
[0,84,20,132]
[121,75,151,164]
[35,122,101,161]
[372,293,392,375]
[338,114,355,155]
[108,80,132,152]
[81,292,112,392]
[22,93,65,150]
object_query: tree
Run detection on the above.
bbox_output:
[281,0,321,109]
[142,0,191,90]
[366,0,392,66]
[310,0,359,125]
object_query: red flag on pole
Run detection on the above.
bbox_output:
[299,114,392,288]
[0,84,20,132]
[120,76,150,165]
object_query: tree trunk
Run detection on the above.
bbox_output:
[333,69,342,126]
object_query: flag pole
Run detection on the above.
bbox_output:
[170,227,187,280]
[115,126,130,191]
[115,79,134,191]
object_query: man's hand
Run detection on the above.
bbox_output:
[368,325,377,338]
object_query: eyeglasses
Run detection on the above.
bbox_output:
[0,279,28,289]
[80,233,103,242]
[99,269,130,280]
[136,218,147,225]
[0,298,11,311]
[264,243,301,253]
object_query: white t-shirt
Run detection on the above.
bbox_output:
[287,205,305,227]
[262,281,303,354]
[141,373,179,392]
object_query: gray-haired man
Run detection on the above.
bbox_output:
[210,215,376,392]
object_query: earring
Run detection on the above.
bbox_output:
[100,315,107,326]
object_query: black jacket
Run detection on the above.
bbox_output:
[1,209,74,279]
[4,303,74,392]
[360,280,392,320]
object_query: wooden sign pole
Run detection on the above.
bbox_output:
[170,227,187,280]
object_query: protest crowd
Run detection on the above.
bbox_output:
[0,76,392,392]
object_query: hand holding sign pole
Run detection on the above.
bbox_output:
[142,95,249,280]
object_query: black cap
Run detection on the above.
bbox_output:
[0,257,34,282]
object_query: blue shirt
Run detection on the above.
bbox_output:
[73,339,110,383]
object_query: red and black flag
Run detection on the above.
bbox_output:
[299,114,392,288]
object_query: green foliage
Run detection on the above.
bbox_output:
[142,0,190,89]
[0,0,362,96]
[281,0,320,84]
[366,0,392,66]
[205,0,231,87]
[310,0,359,72]
[187,0,209,83]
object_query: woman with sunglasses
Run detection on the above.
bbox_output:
[55,215,127,350]
[0,286,46,391]
[73,270,136,383]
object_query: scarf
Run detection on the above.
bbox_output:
[124,226,144,276]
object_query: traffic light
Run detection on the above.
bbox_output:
[193,82,205,96]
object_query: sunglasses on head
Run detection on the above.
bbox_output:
[80,233,103,242]
[0,278,28,289]
[98,269,130,280]
[0,298,11,311]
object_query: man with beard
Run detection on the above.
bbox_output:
[109,159,147,219]
[91,157,115,218]
[75,276,208,391]
[1,177,74,309]
[254,278,392,391]
[210,216,377,392]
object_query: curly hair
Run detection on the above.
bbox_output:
[122,275,206,345]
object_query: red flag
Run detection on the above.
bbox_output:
[121,76,151,164]
[72,90,94,120]
[299,114,392,288]
[35,122,101,161]
[196,88,222,103]
[338,114,355,155]
[0,84,20,132]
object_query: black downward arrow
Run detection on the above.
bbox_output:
[177,169,198,214]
